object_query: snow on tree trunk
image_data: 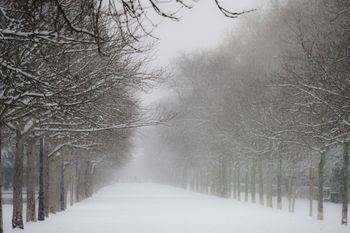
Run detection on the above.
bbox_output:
[26,137,36,222]
[251,161,256,203]
[12,129,24,229]
[317,151,326,220]
[277,153,282,210]
[341,141,349,225]
[259,157,264,205]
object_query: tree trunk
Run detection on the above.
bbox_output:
[43,140,50,217]
[76,159,81,202]
[317,151,326,220]
[291,178,297,212]
[227,164,232,198]
[49,158,57,214]
[259,157,264,205]
[221,156,228,198]
[26,137,36,222]
[85,160,93,198]
[0,125,3,233]
[341,141,349,225]
[70,170,74,206]
[55,158,61,212]
[236,161,241,201]
[199,169,203,193]
[182,165,187,189]
[196,170,201,192]
[60,157,65,211]
[277,153,282,210]
[232,167,237,199]
[288,175,292,212]
[190,170,194,191]
[309,167,315,217]
[251,161,256,203]
[204,167,209,194]
[245,166,249,202]
[12,129,24,229]
[266,156,273,208]
[38,137,45,221]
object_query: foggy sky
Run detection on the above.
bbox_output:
[151,0,265,68]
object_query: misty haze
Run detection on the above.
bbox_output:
[0,0,349,233]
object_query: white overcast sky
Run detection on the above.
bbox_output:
[139,0,265,106]
[149,0,266,68]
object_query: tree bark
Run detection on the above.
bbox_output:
[277,153,282,210]
[227,164,232,198]
[291,177,297,212]
[221,156,228,198]
[259,157,264,205]
[55,158,61,212]
[12,129,24,229]
[232,167,237,199]
[26,137,36,222]
[236,161,241,201]
[49,158,58,213]
[288,175,292,212]
[251,161,256,203]
[70,168,74,206]
[341,141,349,225]
[309,167,315,217]
[60,157,65,211]
[182,165,187,189]
[266,156,273,208]
[38,137,45,221]
[75,159,80,202]
[43,140,50,217]
[199,169,203,193]
[245,166,249,202]
[0,125,3,233]
[84,160,93,198]
[317,151,326,220]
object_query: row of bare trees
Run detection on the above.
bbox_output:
[0,0,172,231]
[147,0,349,226]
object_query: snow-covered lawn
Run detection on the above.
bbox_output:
[4,183,349,233]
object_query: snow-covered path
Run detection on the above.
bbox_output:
[5,183,348,233]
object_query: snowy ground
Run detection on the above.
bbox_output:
[4,183,349,233]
